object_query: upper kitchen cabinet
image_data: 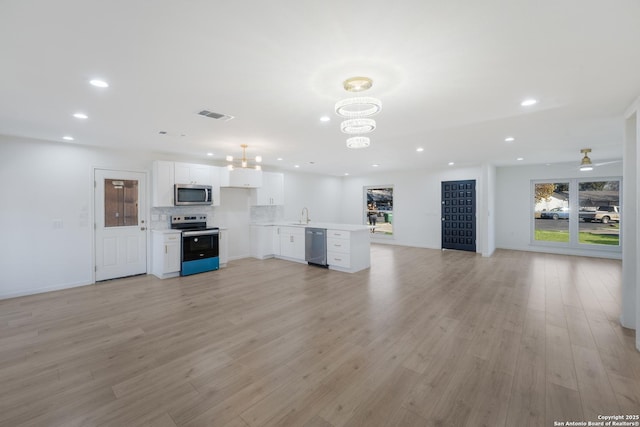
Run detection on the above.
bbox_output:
[210,166,222,207]
[174,162,211,185]
[152,161,221,207]
[251,172,284,205]
[152,160,175,207]
[220,168,263,188]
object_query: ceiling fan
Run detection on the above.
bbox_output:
[578,148,621,171]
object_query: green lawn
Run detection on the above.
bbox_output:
[535,230,569,242]
[578,233,619,245]
[535,230,619,245]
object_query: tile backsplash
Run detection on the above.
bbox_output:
[150,206,217,230]
[250,205,284,223]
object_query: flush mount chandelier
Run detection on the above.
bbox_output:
[226,144,262,170]
[346,136,371,149]
[579,148,593,171]
[335,76,381,149]
[340,118,376,134]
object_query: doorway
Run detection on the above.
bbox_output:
[441,180,476,252]
[94,169,147,281]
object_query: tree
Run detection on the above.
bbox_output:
[579,182,606,191]
[535,183,555,203]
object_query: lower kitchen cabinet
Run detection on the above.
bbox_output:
[278,226,305,262]
[219,228,229,267]
[151,230,182,279]
[326,228,370,273]
[250,225,276,259]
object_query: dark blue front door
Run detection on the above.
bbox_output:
[441,180,476,252]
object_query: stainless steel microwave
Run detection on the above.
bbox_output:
[174,184,213,206]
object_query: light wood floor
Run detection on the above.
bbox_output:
[1,245,638,426]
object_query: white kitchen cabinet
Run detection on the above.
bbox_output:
[278,226,305,261]
[219,228,228,267]
[326,228,370,273]
[151,230,181,278]
[251,172,284,205]
[220,167,263,188]
[152,160,175,207]
[210,166,222,206]
[153,161,219,207]
[174,162,211,185]
[272,226,281,256]
[250,225,276,259]
[327,232,351,269]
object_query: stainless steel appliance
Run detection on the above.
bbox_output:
[305,227,327,267]
[174,184,213,206]
[170,214,219,275]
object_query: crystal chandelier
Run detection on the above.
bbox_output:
[226,144,262,170]
[335,76,381,149]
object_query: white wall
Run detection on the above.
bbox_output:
[281,171,343,223]
[495,162,623,259]
[621,98,639,347]
[218,188,251,260]
[0,136,350,298]
[480,163,497,257]
[0,135,153,298]
[338,166,483,250]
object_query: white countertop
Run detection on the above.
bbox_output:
[251,222,370,232]
[152,226,228,233]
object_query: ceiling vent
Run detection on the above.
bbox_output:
[198,110,235,121]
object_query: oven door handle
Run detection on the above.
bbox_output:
[182,229,219,237]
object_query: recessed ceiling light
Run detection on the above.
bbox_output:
[448,162,455,166]
[505,137,515,142]
[73,113,88,119]
[277,157,283,161]
[416,147,424,152]
[520,99,537,107]
[89,79,109,88]
[344,172,349,176]
[294,165,300,168]
[207,152,214,156]
[517,157,524,161]
[372,164,380,167]
[320,116,330,122]
[62,136,74,141]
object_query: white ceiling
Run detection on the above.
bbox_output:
[1,0,639,176]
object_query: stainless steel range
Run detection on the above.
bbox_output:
[170,214,219,276]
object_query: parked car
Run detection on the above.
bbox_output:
[539,207,570,220]
[580,205,620,223]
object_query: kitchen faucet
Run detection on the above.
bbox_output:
[301,207,310,224]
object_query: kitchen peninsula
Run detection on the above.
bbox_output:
[250,222,371,273]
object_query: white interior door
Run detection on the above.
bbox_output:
[95,169,147,281]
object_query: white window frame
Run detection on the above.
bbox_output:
[530,177,622,254]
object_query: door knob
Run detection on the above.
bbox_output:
[140,227,146,231]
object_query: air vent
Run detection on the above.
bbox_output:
[198,110,235,121]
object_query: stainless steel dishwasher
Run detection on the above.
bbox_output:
[305,227,327,267]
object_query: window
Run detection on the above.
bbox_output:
[534,182,570,242]
[578,181,620,246]
[532,178,621,249]
[364,186,393,235]
[104,179,139,227]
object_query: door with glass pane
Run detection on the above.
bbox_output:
[94,169,147,281]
